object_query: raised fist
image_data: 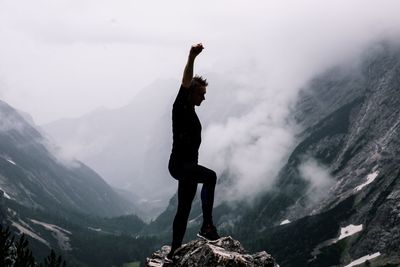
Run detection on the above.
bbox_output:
[189,43,204,58]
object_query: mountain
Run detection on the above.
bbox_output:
[240,42,400,267]
[145,42,400,266]
[0,100,134,218]
[0,100,159,266]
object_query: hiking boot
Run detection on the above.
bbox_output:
[164,255,173,264]
[197,224,220,241]
[164,247,177,264]
[164,251,174,264]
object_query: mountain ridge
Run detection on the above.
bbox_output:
[0,99,154,266]
[0,99,134,218]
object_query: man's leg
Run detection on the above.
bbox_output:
[180,164,217,226]
[171,179,198,251]
[168,163,218,260]
[199,168,217,225]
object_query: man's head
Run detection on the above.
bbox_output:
[190,75,208,106]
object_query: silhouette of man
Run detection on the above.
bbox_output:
[166,43,220,261]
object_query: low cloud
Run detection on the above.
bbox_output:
[2,0,400,124]
[0,101,80,169]
[298,157,334,204]
[0,103,29,133]
[42,139,82,169]
[201,100,299,204]
[298,158,334,194]
[195,0,400,205]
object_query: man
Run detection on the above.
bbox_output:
[166,43,220,262]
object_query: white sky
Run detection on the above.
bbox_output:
[1,0,400,124]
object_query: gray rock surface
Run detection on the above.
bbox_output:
[146,236,278,267]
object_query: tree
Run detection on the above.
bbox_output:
[0,225,15,267]
[40,249,66,267]
[1,224,67,267]
[14,234,36,267]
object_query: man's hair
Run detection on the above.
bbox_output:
[190,75,208,90]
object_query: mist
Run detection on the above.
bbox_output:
[2,0,400,213]
[1,0,399,124]
[196,0,400,202]
[298,158,334,205]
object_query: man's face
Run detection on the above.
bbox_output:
[192,86,206,106]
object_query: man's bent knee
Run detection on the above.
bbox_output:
[206,169,217,185]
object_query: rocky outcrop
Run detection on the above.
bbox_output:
[146,236,278,267]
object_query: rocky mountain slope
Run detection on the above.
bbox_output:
[0,100,158,266]
[0,100,134,218]
[146,42,400,266]
[241,41,400,267]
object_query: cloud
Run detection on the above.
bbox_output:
[0,111,27,133]
[297,157,335,209]
[40,138,82,169]
[1,0,400,124]
[298,158,334,192]
[196,0,400,204]
[201,98,299,204]
[0,100,81,169]
[0,0,192,46]
[1,0,400,207]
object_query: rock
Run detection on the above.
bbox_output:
[146,236,278,267]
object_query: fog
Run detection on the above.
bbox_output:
[298,158,335,205]
[1,0,399,124]
[1,0,400,214]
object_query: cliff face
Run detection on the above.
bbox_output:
[146,236,278,267]
[238,42,400,266]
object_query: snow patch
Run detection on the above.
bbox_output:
[311,224,363,259]
[338,224,363,241]
[17,219,33,231]
[3,191,11,199]
[0,187,12,199]
[344,252,381,267]
[88,227,102,232]
[12,221,50,247]
[7,159,16,165]
[30,219,72,251]
[0,154,17,166]
[280,219,291,225]
[355,171,379,192]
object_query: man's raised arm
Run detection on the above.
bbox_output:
[181,43,204,88]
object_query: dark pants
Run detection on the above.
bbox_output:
[168,159,217,249]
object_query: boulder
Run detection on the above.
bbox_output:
[146,236,278,267]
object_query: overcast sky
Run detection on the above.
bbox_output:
[1,0,400,125]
